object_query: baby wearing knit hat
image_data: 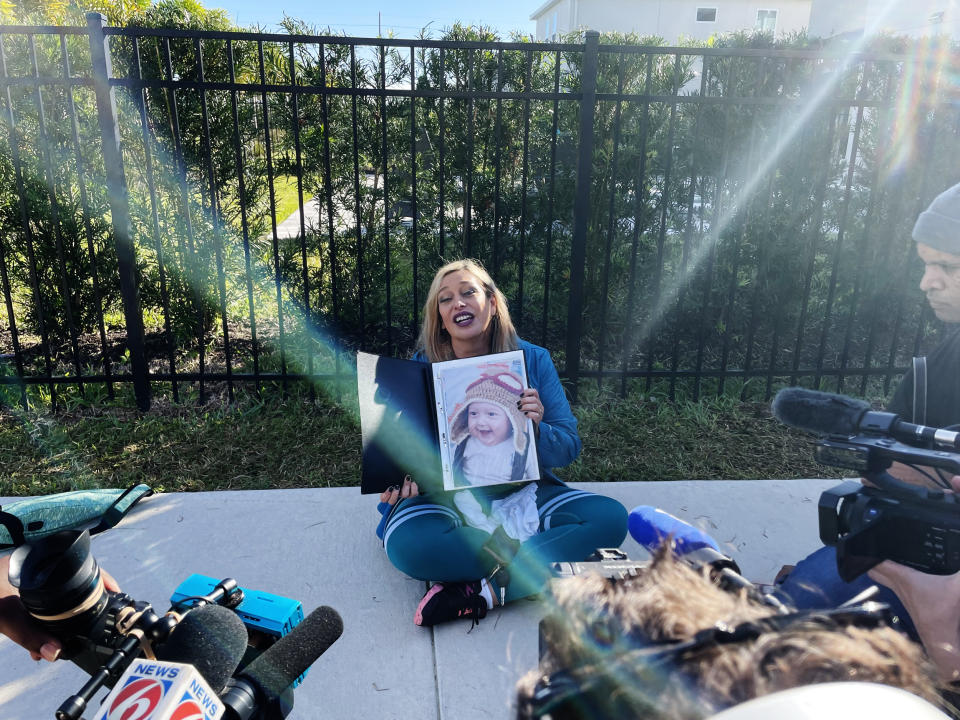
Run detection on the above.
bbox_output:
[448,370,533,487]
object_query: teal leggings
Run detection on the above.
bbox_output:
[382,483,628,603]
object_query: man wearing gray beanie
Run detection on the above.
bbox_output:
[778,181,960,683]
[885,180,960,427]
[869,183,960,684]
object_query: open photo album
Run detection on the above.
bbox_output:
[357,350,540,494]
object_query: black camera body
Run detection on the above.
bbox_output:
[814,433,960,581]
[819,478,960,581]
[8,529,181,676]
[7,528,245,720]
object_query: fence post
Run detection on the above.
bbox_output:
[564,30,599,401]
[86,12,150,411]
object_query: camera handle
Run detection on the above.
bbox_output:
[56,601,177,720]
[56,579,244,720]
[865,465,955,502]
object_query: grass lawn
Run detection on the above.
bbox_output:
[271,175,308,225]
[0,387,843,497]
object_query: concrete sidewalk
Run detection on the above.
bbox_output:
[0,479,839,720]
[272,197,322,239]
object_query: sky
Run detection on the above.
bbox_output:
[206,0,539,39]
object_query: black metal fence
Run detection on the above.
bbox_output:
[1,16,958,411]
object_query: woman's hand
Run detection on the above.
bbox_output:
[380,475,419,506]
[102,569,120,594]
[518,388,545,427]
[0,554,60,661]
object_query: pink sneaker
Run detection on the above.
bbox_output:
[414,581,488,627]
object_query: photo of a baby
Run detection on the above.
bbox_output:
[439,362,540,489]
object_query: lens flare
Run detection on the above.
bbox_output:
[631,0,915,360]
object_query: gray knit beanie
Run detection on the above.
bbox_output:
[912,181,960,254]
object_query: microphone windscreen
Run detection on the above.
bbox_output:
[628,506,721,555]
[240,605,343,701]
[157,603,248,693]
[771,387,869,436]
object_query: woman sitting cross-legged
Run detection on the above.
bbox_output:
[374,258,628,627]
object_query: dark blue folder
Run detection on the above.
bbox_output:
[357,352,443,494]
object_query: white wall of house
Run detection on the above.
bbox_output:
[809,0,960,40]
[530,0,812,42]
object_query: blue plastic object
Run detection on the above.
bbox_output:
[170,573,308,686]
[628,505,722,555]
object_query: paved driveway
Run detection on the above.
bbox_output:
[0,479,838,720]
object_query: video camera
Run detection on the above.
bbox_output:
[772,387,960,581]
[5,528,342,720]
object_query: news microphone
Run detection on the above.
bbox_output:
[157,603,249,693]
[221,605,344,720]
[771,387,869,436]
[628,505,721,555]
[771,387,960,451]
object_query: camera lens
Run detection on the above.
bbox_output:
[8,529,109,634]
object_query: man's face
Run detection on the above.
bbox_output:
[918,243,960,324]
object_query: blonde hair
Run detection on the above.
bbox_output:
[416,259,519,362]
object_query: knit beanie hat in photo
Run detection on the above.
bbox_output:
[912,181,960,255]
[449,371,528,453]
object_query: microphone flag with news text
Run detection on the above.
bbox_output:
[91,659,224,720]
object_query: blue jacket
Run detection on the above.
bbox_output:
[375,338,581,539]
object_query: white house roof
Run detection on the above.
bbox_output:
[530,0,563,21]
[531,0,812,22]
